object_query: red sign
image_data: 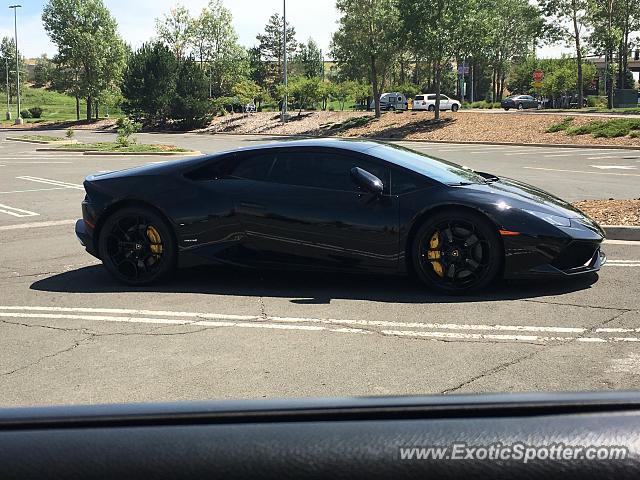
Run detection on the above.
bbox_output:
[533,70,544,82]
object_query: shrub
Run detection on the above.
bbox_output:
[28,107,44,118]
[328,105,335,111]
[566,119,640,138]
[20,109,32,119]
[546,117,574,133]
[116,117,141,147]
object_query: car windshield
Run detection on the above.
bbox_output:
[371,143,487,185]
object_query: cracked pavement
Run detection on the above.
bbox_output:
[0,132,639,407]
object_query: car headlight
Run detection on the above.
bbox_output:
[524,209,571,227]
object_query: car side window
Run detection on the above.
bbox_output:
[229,153,276,181]
[427,95,436,100]
[269,151,389,193]
[390,166,431,195]
[440,95,448,100]
[415,95,424,101]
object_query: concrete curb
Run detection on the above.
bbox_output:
[6,137,78,145]
[200,132,640,150]
[603,225,640,241]
[82,150,201,156]
[35,147,201,156]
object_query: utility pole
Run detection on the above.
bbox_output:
[281,0,288,122]
[9,5,22,125]
[5,57,10,120]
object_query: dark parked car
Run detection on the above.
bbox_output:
[76,139,605,293]
[501,95,540,110]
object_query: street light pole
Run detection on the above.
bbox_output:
[281,0,288,122]
[5,57,10,120]
[9,5,22,125]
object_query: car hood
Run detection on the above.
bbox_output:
[460,176,591,220]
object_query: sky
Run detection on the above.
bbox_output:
[0,0,569,60]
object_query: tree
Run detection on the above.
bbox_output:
[256,13,297,92]
[155,5,193,60]
[399,0,476,118]
[42,0,126,120]
[333,81,352,110]
[0,37,27,103]
[287,76,322,115]
[232,78,263,105]
[539,0,590,111]
[332,0,401,118]
[295,38,323,78]
[191,0,247,97]
[121,42,178,125]
[171,58,212,129]
[33,54,54,88]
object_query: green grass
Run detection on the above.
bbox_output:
[543,107,640,115]
[0,86,123,125]
[566,118,640,138]
[10,134,66,142]
[545,117,574,133]
[54,142,189,153]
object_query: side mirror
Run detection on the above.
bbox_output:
[350,167,383,195]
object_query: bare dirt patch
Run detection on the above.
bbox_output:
[204,111,640,146]
[573,199,640,226]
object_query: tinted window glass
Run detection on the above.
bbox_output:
[370,143,487,185]
[391,166,430,194]
[230,153,276,181]
[427,95,436,100]
[440,95,448,100]
[415,95,424,101]
[269,151,389,192]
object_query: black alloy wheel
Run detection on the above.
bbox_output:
[99,206,176,285]
[412,210,502,293]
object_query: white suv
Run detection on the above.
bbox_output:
[413,94,461,112]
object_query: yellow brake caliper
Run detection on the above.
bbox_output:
[146,226,163,256]
[427,231,444,277]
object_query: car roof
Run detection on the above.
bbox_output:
[214,138,383,156]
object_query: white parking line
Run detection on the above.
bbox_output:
[0,305,637,345]
[0,161,73,164]
[523,167,640,177]
[0,203,39,218]
[0,219,75,231]
[16,176,84,189]
[544,154,571,157]
[0,187,70,194]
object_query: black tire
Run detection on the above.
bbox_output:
[428,105,435,112]
[517,103,524,110]
[98,206,177,285]
[503,107,510,111]
[411,209,502,294]
[451,104,459,112]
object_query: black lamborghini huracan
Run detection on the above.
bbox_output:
[76,139,605,293]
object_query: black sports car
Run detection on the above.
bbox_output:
[75,139,605,293]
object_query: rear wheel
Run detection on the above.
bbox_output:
[451,104,459,112]
[428,105,435,112]
[411,210,502,293]
[98,206,176,285]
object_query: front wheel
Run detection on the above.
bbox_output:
[517,103,524,110]
[98,206,177,285]
[411,210,502,294]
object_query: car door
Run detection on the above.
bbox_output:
[234,147,400,272]
[440,95,451,109]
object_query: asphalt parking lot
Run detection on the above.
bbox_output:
[0,130,639,407]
